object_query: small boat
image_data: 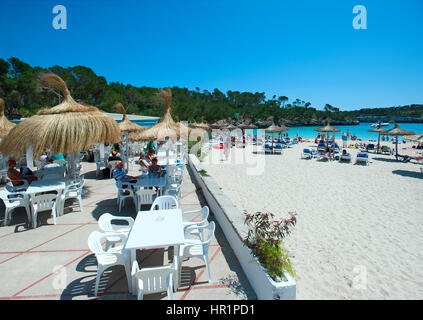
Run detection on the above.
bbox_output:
[370,122,390,127]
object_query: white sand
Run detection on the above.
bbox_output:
[201,141,423,299]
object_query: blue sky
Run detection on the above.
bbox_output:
[0,0,422,110]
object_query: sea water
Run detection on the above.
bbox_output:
[240,123,423,141]
[11,119,423,141]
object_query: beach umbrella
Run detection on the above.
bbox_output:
[128,88,183,143]
[368,125,389,153]
[237,122,257,148]
[384,121,416,159]
[115,102,147,171]
[314,119,341,134]
[0,98,16,139]
[0,73,121,161]
[264,123,284,153]
[314,119,341,153]
[115,102,147,133]
[403,133,423,144]
[192,122,210,130]
[277,119,290,139]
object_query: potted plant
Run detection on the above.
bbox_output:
[243,210,297,299]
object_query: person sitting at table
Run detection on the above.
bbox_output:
[40,154,53,168]
[7,159,37,186]
[148,157,162,175]
[108,150,122,162]
[139,152,151,170]
[146,149,155,163]
[112,161,137,194]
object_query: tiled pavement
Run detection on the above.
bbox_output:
[0,161,255,300]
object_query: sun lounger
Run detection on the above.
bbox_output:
[381,146,392,155]
[339,153,352,162]
[366,144,375,152]
[274,144,283,154]
[301,148,315,159]
[317,143,327,152]
[355,152,369,165]
[264,144,273,154]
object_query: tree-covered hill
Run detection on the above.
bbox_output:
[0,57,422,124]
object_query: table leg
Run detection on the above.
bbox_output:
[173,244,180,291]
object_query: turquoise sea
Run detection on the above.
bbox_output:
[241,123,423,141]
[11,118,423,141]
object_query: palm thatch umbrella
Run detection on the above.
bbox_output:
[384,121,416,159]
[209,122,223,129]
[128,88,182,143]
[0,74,121,164]
[115,102,147,170]
[314,119,341,150]
[403,133,423,144]
[368,125,389,153]
[264,123,284,153]
[115,102,147,133]
[237,122,257,148]
[0,98,16,139]
[192,122,210,130]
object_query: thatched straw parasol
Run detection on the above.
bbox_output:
[115,102,147,133]
[277,119,290,133]
[223,124,238,131]
[209,122,224,130]
[314,119,341,150]
[0,74,121,159]
[115,102,147,170]
[314,119,341,134]
[128,88,184,142]
[384,121,416,159]
[264,122,285,153]
[0,98,16,139]
[192,122,210,130]
[404,133,423,143]
[368,125,389,153]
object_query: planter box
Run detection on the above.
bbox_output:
[188,154,296,300]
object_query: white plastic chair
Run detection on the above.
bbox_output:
[87,231,131,296]
[131,261,175,300]
[0,190,31,226]
[182,206,209,231]
[30,193,58,228]
[98,213,134,251]
[108,161,119,179]
[164,178,182,199]
[135,189,157,212]
[178,221,215,286]
[116,181,136,212]
[95,158,107,177]
[150,195,179,211]
[61,180,83,214]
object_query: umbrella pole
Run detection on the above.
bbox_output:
[396,138,398,159]
[377,134,380,153]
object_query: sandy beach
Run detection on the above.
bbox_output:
[200,140,423,299]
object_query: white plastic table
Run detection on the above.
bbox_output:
[26,178,66,216]
[35,166,66,180]
[124,209,185,290]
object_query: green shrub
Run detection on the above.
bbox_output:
[243,211,297,281]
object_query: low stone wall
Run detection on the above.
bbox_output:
[188,154,296,300]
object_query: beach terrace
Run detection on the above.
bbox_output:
[0,161,255,300]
